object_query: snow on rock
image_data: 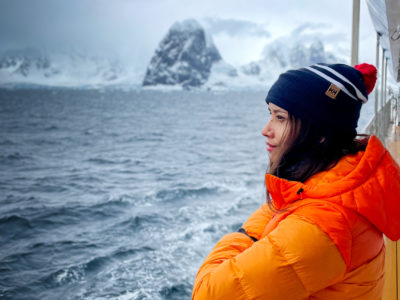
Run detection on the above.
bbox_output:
[142,19,222,88]
[142,19,346,91]
[0,48,129,87]
[204,60,271,91]
[262,35,344,71]
[234,36,345,89]
[205,38,341,90]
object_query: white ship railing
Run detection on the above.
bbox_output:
[353,1,399,299]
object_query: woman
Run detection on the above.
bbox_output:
[192,63,400,299]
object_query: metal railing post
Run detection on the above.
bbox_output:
[381,52,385,109]
[375,33,380,115]
[398,87,400,126]
[384,58,387,105]
[351,0,360,66]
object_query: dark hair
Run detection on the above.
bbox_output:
[267,112,368,210]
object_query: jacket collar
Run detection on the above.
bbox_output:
[265,135,400,240]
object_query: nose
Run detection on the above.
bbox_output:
[261,120,272,138]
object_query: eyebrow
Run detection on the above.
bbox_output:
[269,108,288,115]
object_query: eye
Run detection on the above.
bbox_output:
[277,115,286,121]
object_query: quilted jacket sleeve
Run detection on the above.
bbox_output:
[241,203,274,240]
[192,214,347,299]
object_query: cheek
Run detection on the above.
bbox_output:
[277,122,292,146]
[276,126,286,143]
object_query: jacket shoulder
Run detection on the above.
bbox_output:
[290,201,383,271]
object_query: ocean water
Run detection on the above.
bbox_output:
[0,88,374,300]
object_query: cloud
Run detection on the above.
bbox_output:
[290,22,332,36]
[202,18,270,38]
[0,0,376,71]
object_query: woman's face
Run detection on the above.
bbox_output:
[261,103,292,164]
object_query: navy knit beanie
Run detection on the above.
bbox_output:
[265,63,377,138]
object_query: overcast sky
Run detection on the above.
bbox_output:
[0,0,376,72]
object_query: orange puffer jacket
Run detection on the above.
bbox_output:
[192,136,400,299]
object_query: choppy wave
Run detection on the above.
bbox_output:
[85,157,132,165]
[0,139,18,146]
[44,125,59,131]
[154,186,221,202]
[114,213,171,233]
[159,282,193,300]
[0,152,33,164]
[45,246,155,285]
[0,215,33,242]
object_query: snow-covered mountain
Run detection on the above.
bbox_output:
[0,48,136,87]
[142,19,223,88]
[0,19,347,90]
[234,38,345,88]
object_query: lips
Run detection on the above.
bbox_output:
[266,142,277,152]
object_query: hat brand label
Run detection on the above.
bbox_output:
[325,83,340,99]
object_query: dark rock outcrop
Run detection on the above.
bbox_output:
[142,19,222,88]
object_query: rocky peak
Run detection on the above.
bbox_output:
[142,19,222,88]
[261,37,338,70]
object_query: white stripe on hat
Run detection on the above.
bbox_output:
[305,66,359,103]
[314,64,368,103]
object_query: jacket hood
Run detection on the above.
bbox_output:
[265,135,400,241]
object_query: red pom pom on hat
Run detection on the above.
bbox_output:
[354,63,377,95]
